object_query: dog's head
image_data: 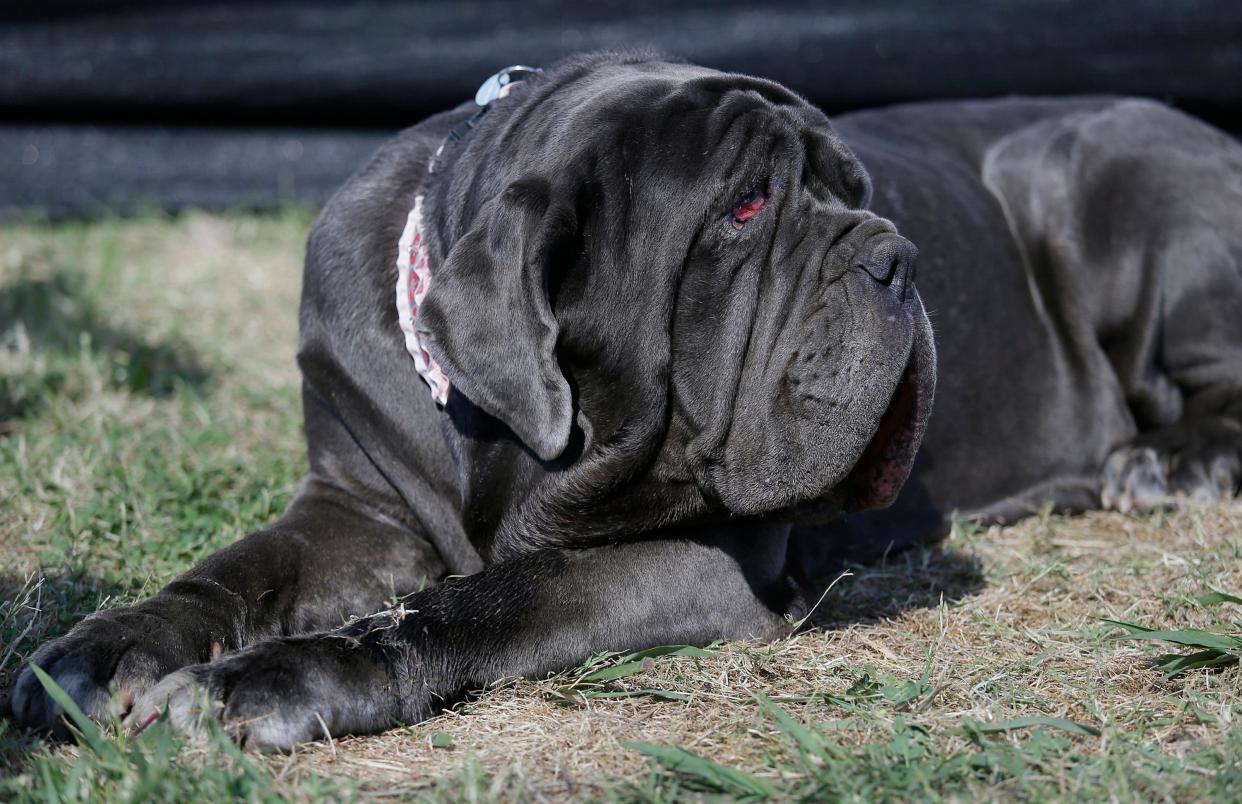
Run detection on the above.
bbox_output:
[418,54,935,549]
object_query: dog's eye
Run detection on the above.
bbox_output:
[731,187,767,230]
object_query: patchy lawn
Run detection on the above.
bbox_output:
[1,212,1239,801]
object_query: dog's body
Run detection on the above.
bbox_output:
[9,54,1242,749]
[799,96,1242,568]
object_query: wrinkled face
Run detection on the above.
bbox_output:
[608,68,937,520]
[424,60,936,545]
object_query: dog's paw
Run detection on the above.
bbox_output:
[1101,445,1170,513]
[1102,418,1241,513]
[126,634,415,752]
[8,606,213,738]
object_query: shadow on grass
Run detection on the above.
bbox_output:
[807,544,986,630]
[790,469,986,629]
[0,271,211,427]
[0,570,132,775]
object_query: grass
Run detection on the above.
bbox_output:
[1,210,1240,801]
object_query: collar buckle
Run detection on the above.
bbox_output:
[474,65,542,108]
[447,65,542,143]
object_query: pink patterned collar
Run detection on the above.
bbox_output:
[394,193,451,405]
[393,66,542,407]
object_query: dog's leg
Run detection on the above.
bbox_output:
[1094,111,1242,511]
[6,479,445,736]
[125,527,794,750]
[981,100,1242,512]
[1098,220,1242,510]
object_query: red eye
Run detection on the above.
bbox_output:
[731,187,767,230]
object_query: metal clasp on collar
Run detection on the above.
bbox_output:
[474,65,542,108]
[447,65,542,143]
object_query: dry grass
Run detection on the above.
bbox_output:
[1,211,1239,800]
[259,505,1239,799]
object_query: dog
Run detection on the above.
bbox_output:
[8,52,1242,750]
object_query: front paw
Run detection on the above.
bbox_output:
[127,634,421,751]
[8,605,215,738]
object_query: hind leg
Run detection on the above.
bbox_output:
[1098,216,1242,511]
[1048,103,1242,511]
[979,99,1242,515]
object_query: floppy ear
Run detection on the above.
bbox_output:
[418,178,574,462]
[807,129,873,208]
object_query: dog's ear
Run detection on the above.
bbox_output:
[807,128,873,208]
[419,178,574,462]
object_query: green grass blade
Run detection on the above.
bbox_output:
[961,715,1100,737]
[28,663,120,762]
[575,645,713,684]
[1117,629,1240,652]
[573,688,690,701]
[572,650,623,673]
[39,761,61,804]
[617,645,715,663]
[756,693,832,765]
[880,679,928,705]
[1101,618,1158,634]
[199,697,271,788]
[1196,591,1242,607]
[580,660,650,683]
[1153,650,1239,678]
[623,741,774,798]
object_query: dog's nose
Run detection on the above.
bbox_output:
[855,234,917,301]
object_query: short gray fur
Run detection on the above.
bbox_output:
[7,53,1241,751]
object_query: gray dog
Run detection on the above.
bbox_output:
[8,52,1242,750]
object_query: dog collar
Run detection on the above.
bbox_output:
[395,195,450,404]
[395,66,542,406]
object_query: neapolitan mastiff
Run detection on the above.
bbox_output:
[9,52,1242,749]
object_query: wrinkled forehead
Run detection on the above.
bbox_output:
[589,62,813,114]
[548,63,862,202]
[586,63,819,151]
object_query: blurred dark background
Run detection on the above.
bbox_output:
[3,0,1241,219]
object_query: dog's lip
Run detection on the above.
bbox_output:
[839,344,928,510]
